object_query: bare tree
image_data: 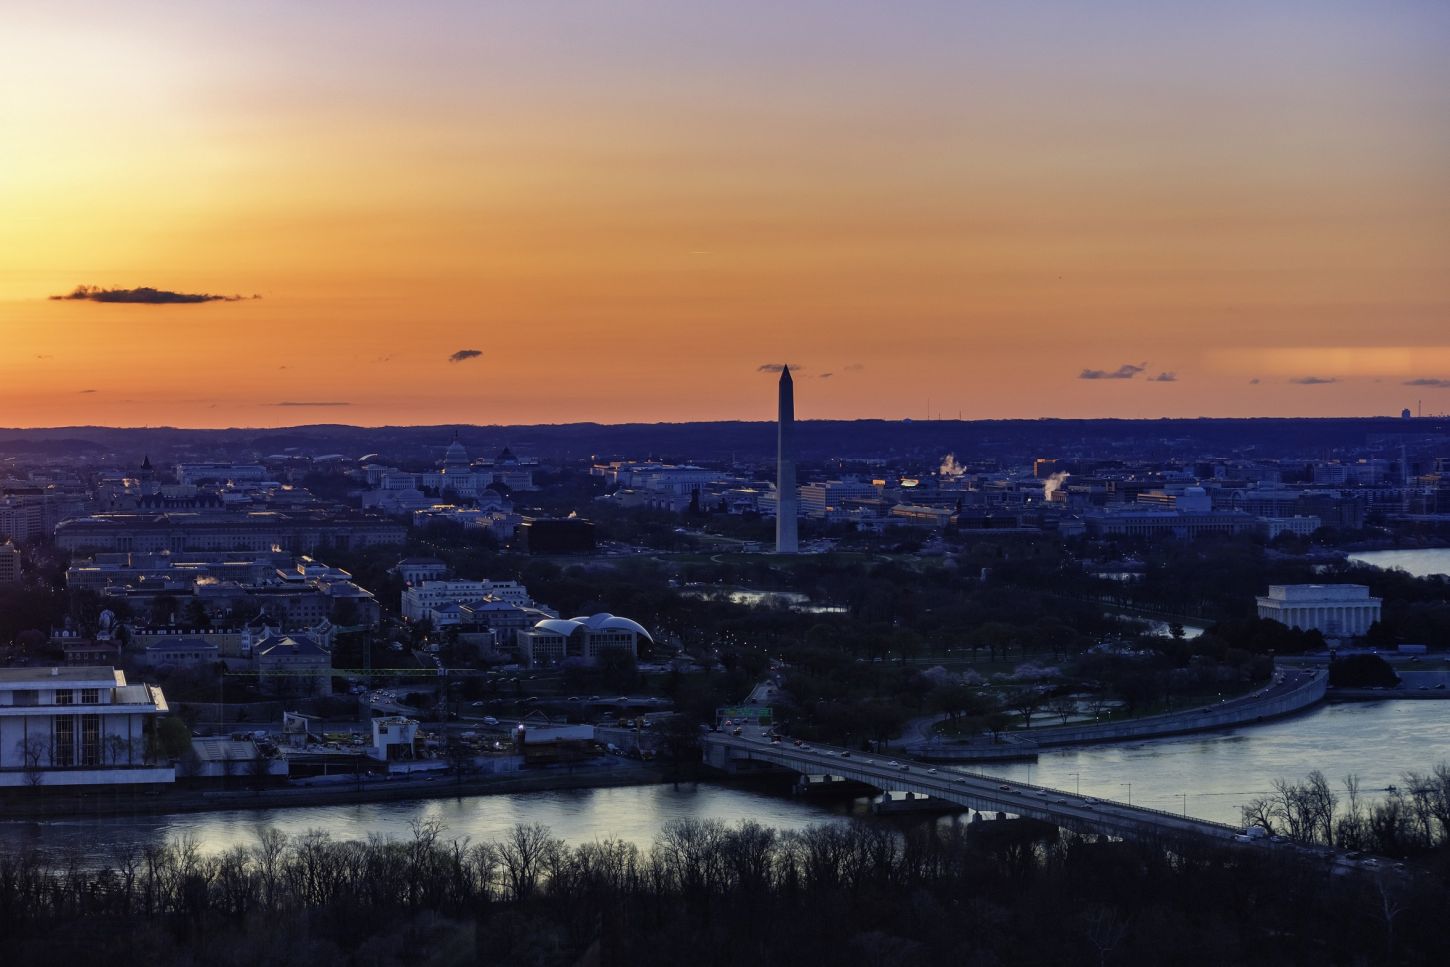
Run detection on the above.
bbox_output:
[1045,695,1078,726]
[253,827,289,910]
[1007,688,1044,729]
[1370,870,1407,961]
[1085,693,1114,721]
[1082,904,1130,967]
[1336,773,1366,850]
[497,822,562,902]
[15,736,49,788]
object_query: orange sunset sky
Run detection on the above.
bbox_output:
[2,1,1448,428]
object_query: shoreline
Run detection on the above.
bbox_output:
[0,759,674,822]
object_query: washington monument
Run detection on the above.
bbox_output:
[776,365,798,553]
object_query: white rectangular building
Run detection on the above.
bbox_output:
[0,666,174,787]
[401,579,532,621]
[1256,584,1381,637]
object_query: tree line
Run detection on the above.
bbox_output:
[0,815,1445,965]
[1243,764,1450,858]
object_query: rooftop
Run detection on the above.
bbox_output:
[0,666,123,686]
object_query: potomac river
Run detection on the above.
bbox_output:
[4,701,1446,861]
[1347,547,1450,579]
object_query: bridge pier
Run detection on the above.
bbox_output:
[871,791,963,815]
[794,774,875,796]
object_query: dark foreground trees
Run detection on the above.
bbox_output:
[0,816,1445,966]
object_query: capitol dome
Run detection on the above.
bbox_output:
[442,436,470,468]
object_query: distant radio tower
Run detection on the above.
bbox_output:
[776,365,799,553]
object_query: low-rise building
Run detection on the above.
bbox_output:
[799,478,880,519]
[370,716,420,761]
[401,579,532,621]
[253,634,332,696]
[394,557,448,585]
[1258,516,1322,540]
[0,666,174,787]
[515,613,651,667]
[143,637,220,668]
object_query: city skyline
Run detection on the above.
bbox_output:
[4,1,1449,428]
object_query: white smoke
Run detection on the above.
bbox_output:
[1043,471,1071,501]
[939,453,965,477]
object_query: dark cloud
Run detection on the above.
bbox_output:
[1079,362,1146,380]
[51,285,255,304]
[271,401,352,407]
[819,372,834,379]
[1404,378,1450,388]
[1290,376,1338,385]
[756,363,803,373]
[1148,372,1177,383]
[78,389,96,394]
[448,349,483,363]
[1249,378,1261,385]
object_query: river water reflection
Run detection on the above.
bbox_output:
[1347,547,1450,578]
[5,702,1447,860]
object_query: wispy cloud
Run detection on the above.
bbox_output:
[271,401,352,407]
[757,363,803,373]
[818,372,834,379]
[448,349,482,363]
[1404,378,1450,388]
[50,285,255,304]
[1249,378,1261,385]
[1079,362,1146,380]
[78,389,96,394]
[1290,376,1338,385]
[844,363,865,372]
[1148,372,1177,383]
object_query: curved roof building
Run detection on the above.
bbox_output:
[517,612,652,666]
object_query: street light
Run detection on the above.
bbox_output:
[1068,771,1080,796]
[1176,793,1187,818]
[1121,782,1132,807]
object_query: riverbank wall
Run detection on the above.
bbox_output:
[1026,670,1328,747]
[0,759,671,821]
[910,671,1328,760]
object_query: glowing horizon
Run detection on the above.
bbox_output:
[3,1,1449,428]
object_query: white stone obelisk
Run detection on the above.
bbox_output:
[776,365,798,553]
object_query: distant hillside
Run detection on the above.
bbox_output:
[0,417,1446,466]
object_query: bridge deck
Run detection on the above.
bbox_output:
[705,733,1247,844]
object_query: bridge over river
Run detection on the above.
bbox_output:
[706,731,1276,850]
